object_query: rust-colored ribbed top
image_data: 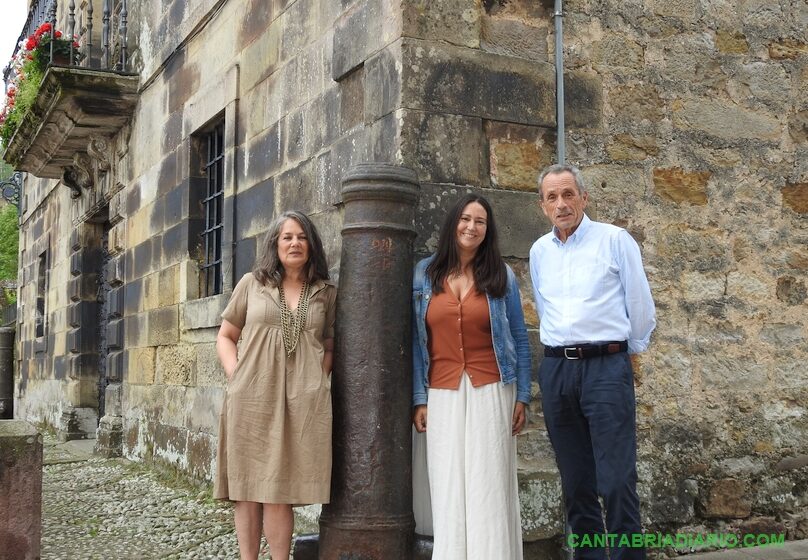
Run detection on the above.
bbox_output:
[426,282,500,389]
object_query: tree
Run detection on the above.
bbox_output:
[0,203,18,304]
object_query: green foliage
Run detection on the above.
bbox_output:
[0,203,19,304]
[0,60,44,150]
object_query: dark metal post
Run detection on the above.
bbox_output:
[0,327,15,419]
[86,0,93,66]
[68,0,75,65]
[101,0,110,69]
[49,0,57,65]
[119,0,128,70]
[317,164,419,559]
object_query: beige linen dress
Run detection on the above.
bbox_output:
[214,273,337,504]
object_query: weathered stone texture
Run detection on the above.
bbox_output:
[653,167,711,205]
[401,39,555,127]
[782,182,808,214]
[672,98,781,141]
[702,478,752,519]
[486,122,555,191]
[403,0,481,49]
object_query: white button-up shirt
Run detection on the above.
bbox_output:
[529,214,656,354]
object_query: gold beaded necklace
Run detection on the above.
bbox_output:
[278,281,311,356]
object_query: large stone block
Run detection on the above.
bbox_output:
[592,35,645,70]
[0,421,42,560]
[399,110,484,186]
[653,167,711,205]
[195,342,225,386]
[481,14,546,60]
[403,0,481,49]
[702,478,751,519]
[672,98,781,141]
[565,72,603,130]
[157,265,181,308]
[127,346,156,385]
[364,43,402,123]
[157,344,197,386]
[715,29,749,54]
[240,13,281,94]
[234,179,276,242]
[146,306,180,346]
[486,121,555,191]
[782,182,808,214]
[518,457,564,541]
[606,134,659,161]
[401,39,555,127]
[182,293,228,331]
[339,66,365,133]
[768,38,808,60]
[609,83,664,124]
[332,0,384,80]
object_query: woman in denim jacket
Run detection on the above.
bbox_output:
[412,194,531,560]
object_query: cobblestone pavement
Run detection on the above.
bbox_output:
[41,434,317,559]
[42,434,808,559]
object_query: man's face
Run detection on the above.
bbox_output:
[540,171,588,238]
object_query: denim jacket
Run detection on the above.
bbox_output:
[412,255,532,407]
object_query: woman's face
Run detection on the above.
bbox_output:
[455,201,488,255]
[277,218,310,271]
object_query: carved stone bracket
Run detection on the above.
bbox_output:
[87,135,112,172]
[62,153,95,197]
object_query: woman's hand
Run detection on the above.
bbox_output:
[512,401,526,435]
[217,319,242,381]
[322,337,334,377]
[413,405,428,433]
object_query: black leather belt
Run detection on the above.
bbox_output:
[544,341,628,360]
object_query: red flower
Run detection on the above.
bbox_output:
[7,88,15,97]
[25,36,37,50]
[72,41,80,48]
[55,30,62,38]
[35,22,52,37]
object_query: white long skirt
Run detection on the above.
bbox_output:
[413,373,523,560]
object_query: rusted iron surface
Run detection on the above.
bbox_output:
[317,163,420,560]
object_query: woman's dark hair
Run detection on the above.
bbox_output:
[426,194,507,298]
[253,210,330,287]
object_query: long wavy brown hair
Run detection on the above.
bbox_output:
[253,211,329,287]
[426,194,507,298]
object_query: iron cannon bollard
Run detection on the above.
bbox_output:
[0,327,15,419]
[317,164,420,559]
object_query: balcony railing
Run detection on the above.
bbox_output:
[3,0,130,90]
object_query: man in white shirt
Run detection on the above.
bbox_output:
[529,164,656,560]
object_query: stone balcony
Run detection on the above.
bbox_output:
[2,66,138,195]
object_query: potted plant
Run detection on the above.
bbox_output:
[0,22,82,151]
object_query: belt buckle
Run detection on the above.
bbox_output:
[564,347,581,360]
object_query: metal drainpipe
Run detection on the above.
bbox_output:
[554,8,575,558]
[554,0,566,165]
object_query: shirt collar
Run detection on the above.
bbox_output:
[551,214,591,246]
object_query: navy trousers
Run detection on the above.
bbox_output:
[539,352,645,560]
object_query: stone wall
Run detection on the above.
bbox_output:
[11,0,807,550]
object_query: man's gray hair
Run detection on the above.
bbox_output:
[537,164,587,200]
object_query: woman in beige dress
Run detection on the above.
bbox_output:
[214,210,337,559]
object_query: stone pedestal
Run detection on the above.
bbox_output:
[316,164,420,559]
[0,420,42,560]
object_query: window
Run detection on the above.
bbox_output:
[35,250,48,338]
[199,122,224,297]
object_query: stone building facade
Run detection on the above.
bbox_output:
[9,0,807,551]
